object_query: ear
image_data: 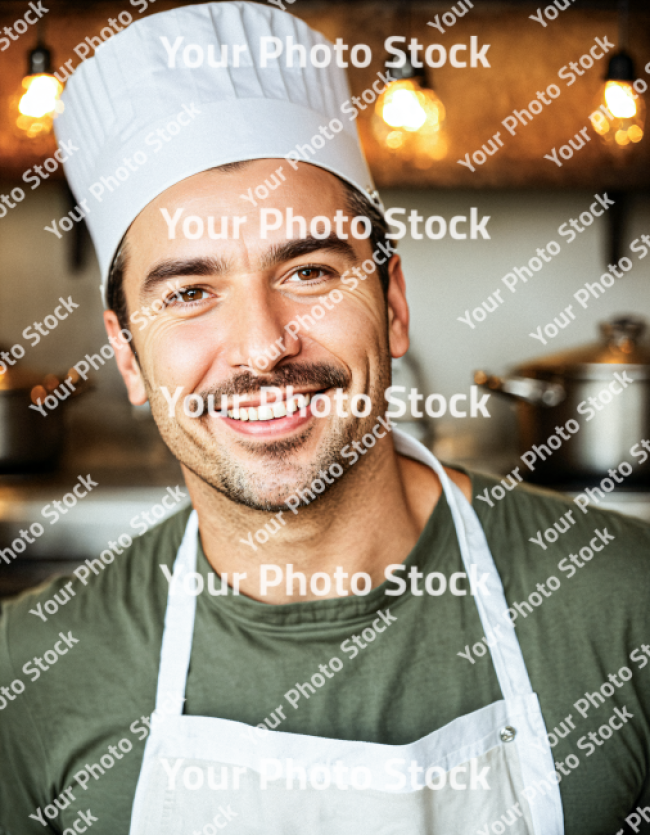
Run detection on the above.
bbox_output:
[104,311,148,405]
[385,254,410,359]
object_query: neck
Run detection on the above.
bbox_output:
[182,434,444,604]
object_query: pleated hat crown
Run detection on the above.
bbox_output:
[54,1,377,300]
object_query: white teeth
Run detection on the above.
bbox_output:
[272,401,287,418]
[226,392,317,421]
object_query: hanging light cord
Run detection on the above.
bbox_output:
[619,0,629,51]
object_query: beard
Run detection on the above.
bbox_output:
[145,354,392,513]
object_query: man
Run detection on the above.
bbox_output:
[1,3,649,834]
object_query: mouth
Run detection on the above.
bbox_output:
[226,391,318,422]
[218,389,330,437]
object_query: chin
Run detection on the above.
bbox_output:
[191,457,319,513]
[213,481,304,514]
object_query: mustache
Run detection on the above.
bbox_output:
[197,362,351,403]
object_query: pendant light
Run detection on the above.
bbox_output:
[13,25,64,138]
[589,0,645,148]
[371,4,447,166]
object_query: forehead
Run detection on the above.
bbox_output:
[128,159,350,247]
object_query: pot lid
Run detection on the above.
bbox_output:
[515,315,650,380]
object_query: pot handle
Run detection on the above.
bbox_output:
[474,371,565,407]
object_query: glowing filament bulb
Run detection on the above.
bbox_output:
[604,81,637,119]
[383,88,427,130]
[372,77,447,163]
[19,74,63,118]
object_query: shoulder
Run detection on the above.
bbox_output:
[0,503,192,672]
[468,469,650,622]
[470,468,650,555]
[0,505,193,829]
[465,473,650,818]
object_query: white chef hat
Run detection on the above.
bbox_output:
[54,1,380,303]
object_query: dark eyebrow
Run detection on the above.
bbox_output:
[141,255,229,299]
[259,234,357,268]
[140,234,358,300]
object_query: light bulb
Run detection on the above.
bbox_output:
[590,82,645,148]
[372,78,447,165]
[19,74,63,118]
[382,88,427,130]
[590,52,645,150]
[604,81,637,119]
[14,73,64,137]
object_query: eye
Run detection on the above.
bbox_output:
[164,287,212,306]
[285,266,333,285]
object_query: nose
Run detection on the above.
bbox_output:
[222,281,301,373]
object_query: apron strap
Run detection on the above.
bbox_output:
[393,430,533,702]
[154,509,200,715]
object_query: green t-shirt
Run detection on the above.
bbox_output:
[1,471,649,835]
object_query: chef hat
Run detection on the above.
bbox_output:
[54,1,380,303]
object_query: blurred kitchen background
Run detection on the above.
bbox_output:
[1,0,649,596]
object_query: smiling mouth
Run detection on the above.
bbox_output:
[223,389,335,423]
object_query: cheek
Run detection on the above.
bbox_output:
[301,289,388,397]
[307,285,386,355]
[139,318,217,389]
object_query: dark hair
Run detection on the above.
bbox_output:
[106,164,392,335]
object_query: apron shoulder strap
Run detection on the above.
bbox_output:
[393,429,534,702]
[154,509,200,715]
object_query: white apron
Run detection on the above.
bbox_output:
[129,430,564,835]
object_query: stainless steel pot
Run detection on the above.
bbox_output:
[0,359,89,472]
[475,316,650,484]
